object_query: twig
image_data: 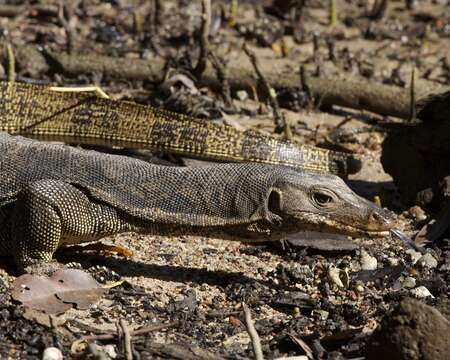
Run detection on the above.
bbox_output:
[242,303,264,360]
[80,321,180,341]
[409,66,416,122]
[119,319,133,360]
[154,0,162,27]
[329,0,337,27]
[243,44,291,139]
[229,0,238,27]
[10,43,435,119]
[368,0,388,21]
[49,85,110,99]
[6,43,15,83]
[312,33,321,77]
[299,65,313,109]
[57,1,76,54]
[208,51,234,109]
[194,0,211,78]
[0,4,58,17]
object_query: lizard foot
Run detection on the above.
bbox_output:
[86,265,121,284]
[62,262,121,284]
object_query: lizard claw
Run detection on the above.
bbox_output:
[86,265,121,284]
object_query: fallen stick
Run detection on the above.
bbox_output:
[119,319,133,360]
[45,48,436,119]
[242,303,264,360]
[80,321,180,341]
[1,43,445,119]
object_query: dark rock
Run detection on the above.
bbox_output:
[381,92,450,204]
[366,298,450,360]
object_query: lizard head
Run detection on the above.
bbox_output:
[268,172,396,237]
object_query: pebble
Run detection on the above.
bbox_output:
[405,249,422,265]
[42,347,63,360]
[236,90,249,101]
[387,257,399,266]
[103,345,117,359]
[402,277,416,289]
[417,253,438,269]
[411,286,434,298]
[328,265,349,288]
[360,250,377,270]
[408,205,427,221]
[313,309,329,320]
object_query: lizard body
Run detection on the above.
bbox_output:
[0,81,359,176]
[0,134,394,273]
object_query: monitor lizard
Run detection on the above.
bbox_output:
[0,133,395,275]
[0,81,360,176]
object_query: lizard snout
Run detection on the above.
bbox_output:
[367,207,397,231]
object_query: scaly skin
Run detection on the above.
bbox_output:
[0,134,395,274]
[0,81,359,176]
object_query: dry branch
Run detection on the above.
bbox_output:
[243,303,264,360]
[1,44,444,119]
[194,0,211,78]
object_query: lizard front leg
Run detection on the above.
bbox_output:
[11,179,138,275]
[12,180,64,275]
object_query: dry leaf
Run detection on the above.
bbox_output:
[12,269,107,314]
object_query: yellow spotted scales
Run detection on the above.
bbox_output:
[0,81,359,176]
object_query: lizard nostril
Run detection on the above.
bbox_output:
[369,209,396,229]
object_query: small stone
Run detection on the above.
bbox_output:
[328,265,349,288]
[405,249,422,265]
[411,286,434,298]
[360,250,377,270]
[355,284,365,293]
[402,277,416,289]
[42,347,63,360]
[236,90,249,101]
[387,257,399,266]
[417,253,438,269]
[348,290,359,301]
[103,345,117,359]
[313,309,329,320]
[408,205,427,221]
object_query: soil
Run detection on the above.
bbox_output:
[0,0,449,359]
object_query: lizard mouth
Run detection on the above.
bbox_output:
[291,212,395,238]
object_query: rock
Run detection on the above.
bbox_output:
[42,347,63,360]
[402,277,416,289]
[388,257,399,266]
[366,298,450,360]
[406,249,422,265]
[417,253,438,269]
[328,265,349,289]
[408,206,427,221]
[411,286,434,299]
[381,92,450,204]
[236,90,249,101]
[360,250,377,270]
[313,309,329,320]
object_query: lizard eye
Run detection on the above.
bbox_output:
[312,192,334,206]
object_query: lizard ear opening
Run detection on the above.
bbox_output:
[267,189,282,216]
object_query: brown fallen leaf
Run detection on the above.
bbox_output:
[12,269,107,314]
[22,307,66,328]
